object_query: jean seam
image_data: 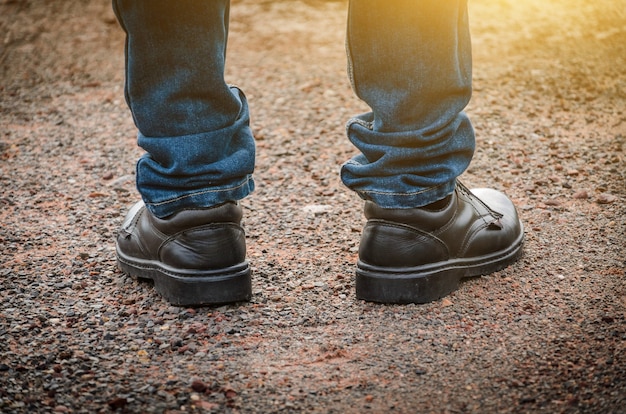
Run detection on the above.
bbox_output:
[111,0,138,128]
[145,176,252,207]
[346,117,373,132]
[345,0,357,98]
[357,181,450,197]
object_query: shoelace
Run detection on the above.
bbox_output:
[456,180,504,229]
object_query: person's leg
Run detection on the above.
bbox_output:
[342,0,474,208]
[344,0,523,303]
[112,0,255,218]
[112,0,253,305]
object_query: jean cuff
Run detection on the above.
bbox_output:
[352,180,456,209]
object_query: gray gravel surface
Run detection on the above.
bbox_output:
[1,0,625,413]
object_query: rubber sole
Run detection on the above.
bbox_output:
[356,229,524,304]
[116,248,252,306]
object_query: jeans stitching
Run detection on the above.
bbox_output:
[357,181,450,197]
[346,118,373,131]
[145,176,252,207]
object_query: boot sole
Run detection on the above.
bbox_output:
[116,248,252,306]
[356,227,524,304]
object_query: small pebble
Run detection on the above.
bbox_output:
[596,194,617,204]
[573,190,589,199]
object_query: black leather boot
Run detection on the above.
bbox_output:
[356,182,524,304]
[116,201,251,306]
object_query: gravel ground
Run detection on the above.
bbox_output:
[1,0,625,413]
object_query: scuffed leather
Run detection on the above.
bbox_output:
[359,183,522,268]
[117,201,246,271]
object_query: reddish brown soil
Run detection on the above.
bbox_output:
[1,0,625,412]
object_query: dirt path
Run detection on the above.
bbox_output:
[1,0,625,412]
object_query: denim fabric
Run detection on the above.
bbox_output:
[112,0,255,218]
[113,0,474,216]
[341,0,475,208]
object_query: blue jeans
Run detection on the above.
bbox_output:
[113,0,474,218]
